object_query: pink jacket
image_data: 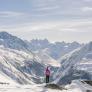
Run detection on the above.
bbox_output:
[45,67,50,76]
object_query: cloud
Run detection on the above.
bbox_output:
[34,6,59,11]
[83,0,92,2]
[0,19,92,43]
[0,0,92,43]
[81,7,92,12]
[0,11,25,18]
[1,20,92,33]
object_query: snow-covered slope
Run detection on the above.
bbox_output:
[34,49,60,67]
[1,80,91,92]
[0,45,59,84]
[66,80,92,92]
[0,32,29,51]
[0,32,61,84]
[0,46,50,84]
[0,46,35,84]
[54,42,92,85]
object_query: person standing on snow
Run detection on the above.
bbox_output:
[45,66,50,83]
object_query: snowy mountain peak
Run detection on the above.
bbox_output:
[0,31,13,39]
[0,31,29,51]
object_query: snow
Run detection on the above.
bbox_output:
[64,45,69,48]
[0,83,84,92]
[53,42,92,84]
[0,46,90,92]
[0,72,16,85]
[0,45,60,84]
[0,32,91,92]
[2,79,91,92]
[0,78,87,92]
[35,50,60,67]
[0,46,35,84]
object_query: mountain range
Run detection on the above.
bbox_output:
[26,39,82,60]
[0,31,91,86]
[0,32,60,84]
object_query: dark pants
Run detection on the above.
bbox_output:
[46,76,49,83]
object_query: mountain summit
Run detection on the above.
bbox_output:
[0,31,29,51]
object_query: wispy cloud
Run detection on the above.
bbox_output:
[0,19,92,43]
[83,0,92,2]
[1,20,92,32]
[0,11,25,17]
[0,0,92,43]
[81,7,92,12]
[34,6,59,11]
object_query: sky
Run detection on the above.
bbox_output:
[0,0,92,43]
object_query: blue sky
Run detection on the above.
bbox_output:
[0,0,92,43]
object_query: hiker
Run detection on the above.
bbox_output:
[45,66,50,83]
